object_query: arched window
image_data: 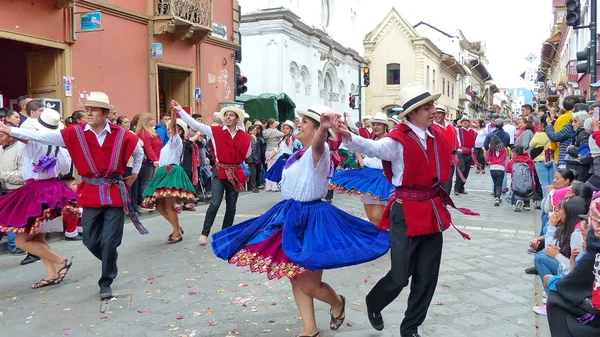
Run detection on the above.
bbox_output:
[386,63,400,85]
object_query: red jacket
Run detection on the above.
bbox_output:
[137,129,162,163]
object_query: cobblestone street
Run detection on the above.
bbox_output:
[0,172,548,337]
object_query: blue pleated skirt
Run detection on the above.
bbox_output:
[264,156,288,183]
[330,167,395,202]
[211,199,390,276]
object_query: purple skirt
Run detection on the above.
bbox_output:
[0,178,78,235]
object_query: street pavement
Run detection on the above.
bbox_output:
[0,172,549,337]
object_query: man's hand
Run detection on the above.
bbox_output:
[124,173,138,188]
[546,244,560,258]
[543,274,552,287]
[153,161,159,168]
[330,116,352,140]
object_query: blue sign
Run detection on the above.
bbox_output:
[80,12,102,32]
[151,43,163,58]
[194,88,202,102]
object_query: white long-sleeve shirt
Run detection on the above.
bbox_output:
[21,141,71,180]
[10,123,144,174]
[0,141,25,191]
[178,110,251,159]
[343,121,433,186]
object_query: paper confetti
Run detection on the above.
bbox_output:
[176,315,184,320]
[137,308,150,313]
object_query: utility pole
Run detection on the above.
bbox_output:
[591,0,597,93]
[357,65,363,121]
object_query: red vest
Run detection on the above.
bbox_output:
[458,127,477,153]
[382,124,453,235]
[211,126,251,184]
[358,127,372,139]
[62,124,138,208]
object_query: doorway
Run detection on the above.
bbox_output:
[0,38,65,113]
[157,66,192,115]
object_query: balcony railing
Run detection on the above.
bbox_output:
[155,0,212,43]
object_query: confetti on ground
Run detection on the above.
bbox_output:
[346,322,353,327]
[188,292,197,295]
[263,329,272,333]
[229,330,239,335]
[268,320,275,323]
[137,308,150,313]
[434,301,443,305]
[100,316,108,320]
[176,315,184,320]
[39,291,45,294]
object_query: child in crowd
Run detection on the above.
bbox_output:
[533,196,588,315]
[485,135,508,206]
[506,145,535,212]
[61,177,82,241]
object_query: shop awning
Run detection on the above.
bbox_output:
[236,93,297,122]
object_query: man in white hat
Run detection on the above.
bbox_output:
[454,116,477,196]
[173,101,252,246]
[359,116,373,139]
[0,91,146,299]
[329,82,476,337]
[433,106,459,194]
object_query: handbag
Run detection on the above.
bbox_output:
[530,146,544,160]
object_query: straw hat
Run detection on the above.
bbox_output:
[83,92,114,110]
[282,120,295,129]
[36,108,64,131]
[220,107,246,125]
[398,82,441,119]
[458,115,470,123]
[367,112,395,129]
[297,104,338,140]
[167,118,188,137]
[388,116,401,127]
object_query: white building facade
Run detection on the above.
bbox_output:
[238,2,364,119]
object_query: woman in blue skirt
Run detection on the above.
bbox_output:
[264,120,297,186]
[330,113,395,224]
[212,105,389,337]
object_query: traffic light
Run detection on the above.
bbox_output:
[363,67,370,87]
[235,74,248,96]
[349,95,356,109]
[566,0,581,27]
[576,47,590,74]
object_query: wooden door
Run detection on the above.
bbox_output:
[26,49,61,99]
[167,70,190,112]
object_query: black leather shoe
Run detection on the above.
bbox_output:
[366,298,384,331]
[99,286,113,300]
[20,253,40,265]
[65,235,83,241]
[402,334,421,337]
[525,266,538,275]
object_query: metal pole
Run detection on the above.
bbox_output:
[358,65,363,120]
[591,0,597,100]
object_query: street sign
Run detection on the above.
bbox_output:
[525,53,537,64]
[80,12,102,32]
[194,88,202,102]
[151,43,163,58]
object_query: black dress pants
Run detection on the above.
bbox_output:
[202,170,239,237]
[366,202,443,336]
[454,152,472,193]
[81,207,125,288]
[441,166,455,195]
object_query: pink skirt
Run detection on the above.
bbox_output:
[0,178,78,235]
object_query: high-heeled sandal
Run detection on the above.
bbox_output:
[31,279,58,289]
[329,294,346,330]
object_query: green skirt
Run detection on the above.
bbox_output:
[142,164,196,207]
[338,148,358,168]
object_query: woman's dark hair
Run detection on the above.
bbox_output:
[477,119,485,128]
[116,115,129,126]
[574,103,590,113]
[265,118,276,128]
[540,114,549,129]
[556,196,588,257]
[489,134,505,153]
[512,145,525,156]
[569,181,593,209]
[563,96,579,111]
[556,168,576,183]
[176,125,185,140]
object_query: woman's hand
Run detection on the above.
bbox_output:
[571,248,580,260]
[170,100,183,112]
[358,157,365,168]
[546,244,560,258]
[153,161,159,168]
[543,274,552,287]
[529,238,541,250]
[549,212,560,227]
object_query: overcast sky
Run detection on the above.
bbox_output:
[354,0,553,88]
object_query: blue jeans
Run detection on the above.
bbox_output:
[534,249,559,293]
[534,161,555,200]
[7,232,17,252]
[540,212,549,236]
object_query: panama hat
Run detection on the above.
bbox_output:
[388,116,401,127]
[458,115,471,123]
[220,107,245,125]
[167,118,188,137]
[36,108,63,131]
[83,92,114,110]
[297,104,337,140]
[368,112,395,130]
[282,120,295,129]
[398,82,441,119]
[435,105,447,114]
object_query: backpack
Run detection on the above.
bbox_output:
[512,162,534,197]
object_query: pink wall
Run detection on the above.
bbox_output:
[213,0,234,40]
[105,0,147,15]
[72,12,149,116]
[153,34,198,70]
[201,43,234,115]
[0,0,66,42]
